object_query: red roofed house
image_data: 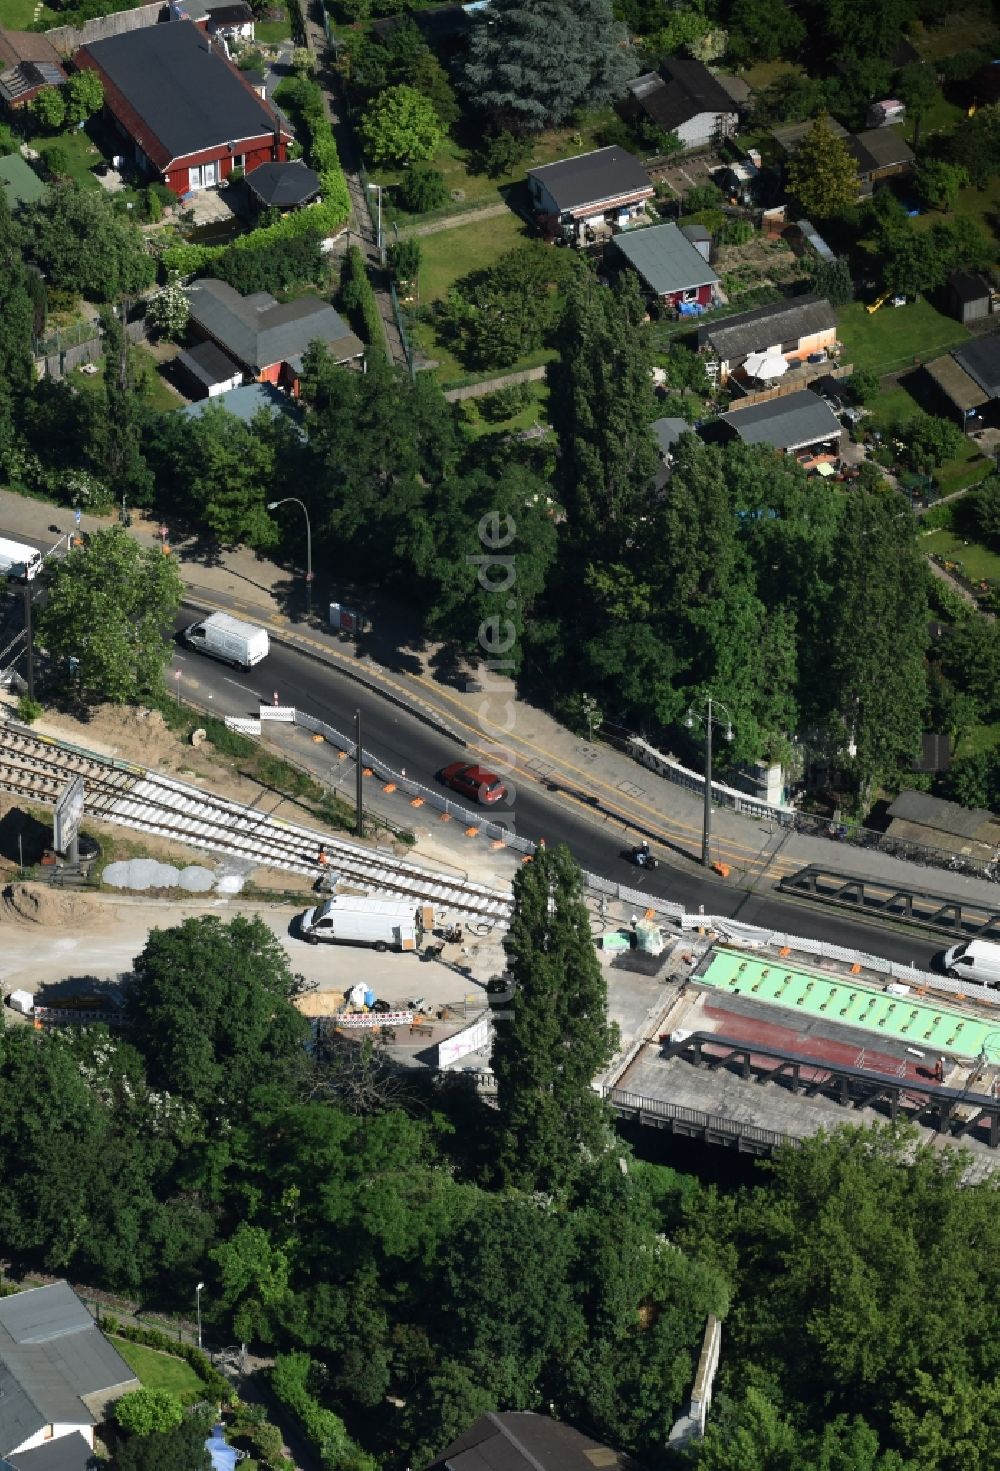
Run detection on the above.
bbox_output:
[75,20,291,197]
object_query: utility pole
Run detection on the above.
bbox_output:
[355,708,363,838]
[702,700,713,868]
[22,587,34,702]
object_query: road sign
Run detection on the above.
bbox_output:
[53,775,85,857]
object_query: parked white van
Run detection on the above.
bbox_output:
[0,537,43,582]
[942,939,1000,988]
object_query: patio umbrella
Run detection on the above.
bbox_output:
[745,351,789,380]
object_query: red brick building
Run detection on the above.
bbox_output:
[75,21,291,198]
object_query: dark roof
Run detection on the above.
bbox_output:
[887,788,997,840]
[771,116,849,154]
[371,3,472,41]
[245,159,320,207]
[0,28,63,69]
[0,1285,137,1457]
[889,37,921,67]
[949,269,990,304]
[9,1433,95,1471]
[912,732,953,775]
[188,278,362,370]
[77,22,288,172]
[651,417,689,456]
[952,336,1000,399]
[428,1413,632,1471]
[528,147,651,214]
[613,222,718,296]
[846,126,914,175]
[924,354,987,413]
[0,59,66,104]
[177,339,243,388]
[718,389,841,450]
[627,56,737,132]
[698,294,836,362]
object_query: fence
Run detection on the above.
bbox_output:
[34,315,149,383]
[45,2,164,54]
[604,1085,795,1152]
[443,365,548,402]
[389,280,415,378]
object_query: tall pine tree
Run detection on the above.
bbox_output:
[492,843,618,1195]
[0,194,36,474]
[100,307,153,505]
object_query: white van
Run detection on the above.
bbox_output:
[0,537,43,582]
[942,939,1000,988]
[300,896,432,952]
[182,611,269,669]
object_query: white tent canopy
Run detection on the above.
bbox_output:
[744,351,789,380]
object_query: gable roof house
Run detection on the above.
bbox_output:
[0,29,66,112]
[0,1282,139,1468]
[622,57,739,150]
[697,294,837,385]
[713,388,842,457]
[426,1412,633,1471]
[923,337,1000,429]
[187,277,364,393]
[75,21,291,197]
[169,0,255,44]
[845,127,914,194]
[611,221,721,310]
[527,147,653,245]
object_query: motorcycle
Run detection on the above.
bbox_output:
[628,845,658,870]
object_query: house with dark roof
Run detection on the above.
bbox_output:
[713,389,842,456]
[611,222,721,310]
[7,1432,96,1471]
[845,127,914,194]
[623,57,739,150]
[0,1283,138,1467]
[169,0,255,43]
[697,295,837,385]
[75,21,291,197]
[426,1412,633,1471]
[527,147,653,245]
[179,380,304,432]
[923,337,1000,429]
[0,29,66,112]
[187,277,364,393]
[176,338,245,398]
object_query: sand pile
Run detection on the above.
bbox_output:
[2,883,100,927]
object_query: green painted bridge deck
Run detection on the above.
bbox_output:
[698,949,1000,1062]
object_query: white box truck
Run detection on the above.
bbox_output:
[0,538,43,582]
[182,611,269,669]
[300,896,434,952]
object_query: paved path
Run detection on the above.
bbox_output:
[926,553,995,620]
[400,199,512,237]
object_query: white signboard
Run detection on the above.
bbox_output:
[53,775,85,854]
[329,602,359,633]
[259,706,295,723]
[336,1010,413,1029]
[438,1013,492,1068]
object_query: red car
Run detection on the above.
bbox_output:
[439,762,508,805]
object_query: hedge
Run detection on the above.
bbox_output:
[271,1352,375,1471]
[100,1317,236,1406]
[341,244,384,356]
[163,73,350,278]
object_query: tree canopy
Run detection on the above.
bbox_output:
[22,184,155,301]
[360,84,442,163]
[786,114,858,218]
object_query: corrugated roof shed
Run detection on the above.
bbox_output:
[887,789,1000,842]
[612,222,719,297]
[846,126,914,173]
[698,295,835,362]
[719,389,841,449]
[528,147,651,213]
[924,354,988,413]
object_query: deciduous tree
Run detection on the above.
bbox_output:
[64,69,103,127]
[360,84,442,163]
[23,183,154,300]
[786,115,858,218]
[36,526,182,703]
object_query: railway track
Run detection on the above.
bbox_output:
[0,721,513,926]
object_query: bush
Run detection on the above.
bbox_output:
[843,367,880,405]
[41,144,70,179]
[472,130,532,178]
[115,1388,184,1436]
[396,163,447,214]
[340,244,383,353]
[477,383,532,421]
[16,696,42,725]
[271,1353,375,1471]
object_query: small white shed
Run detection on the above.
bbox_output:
[7,989,34,1015]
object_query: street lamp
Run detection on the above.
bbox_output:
[195,1281,205,1349]
[267,497,313,618]
[685,696,734,869]
[367,182,383,262]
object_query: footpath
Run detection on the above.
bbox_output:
[5,488,1000,919]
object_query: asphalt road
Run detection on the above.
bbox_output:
[171,606,942,970]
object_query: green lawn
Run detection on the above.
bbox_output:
[957,720,1000,758]
[867,384,991,495]
[109,1337,206,1403]
[465,380,550,438]
[836,299,970,376]
[256,13,291,43]
[70,345,185,414]
[32,129,107,192]
[921,527,1000,584]
[416,209,532,302]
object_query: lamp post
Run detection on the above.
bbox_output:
[685,696,734,869]
[267,497,313,618]
[195,1281,204,1350]
[367,182,383,262]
